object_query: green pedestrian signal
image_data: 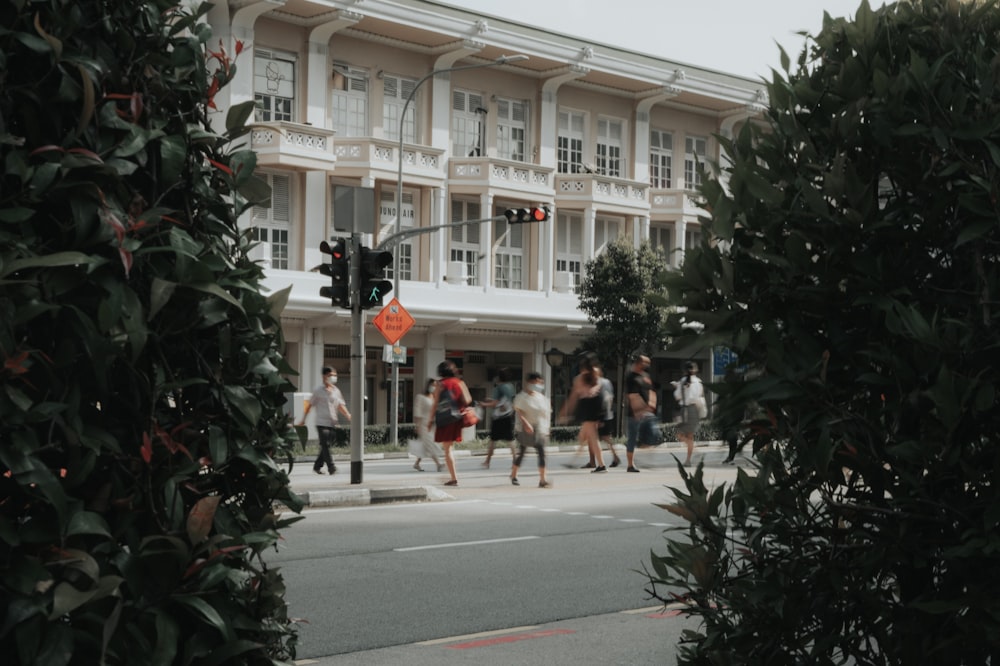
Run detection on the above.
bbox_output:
[358,246,392,310]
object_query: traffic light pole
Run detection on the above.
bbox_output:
[349,234,365,484]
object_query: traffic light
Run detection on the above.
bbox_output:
[358,246,393,310]
[504,206,550,224]
[319,238,350,308]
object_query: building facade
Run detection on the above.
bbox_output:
[206,0,765,424]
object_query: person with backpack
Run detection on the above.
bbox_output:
[428,360,473,487]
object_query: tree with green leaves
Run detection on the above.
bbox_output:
[1,1,303,663]
[577,236,670,431]
[648,0,1000,663]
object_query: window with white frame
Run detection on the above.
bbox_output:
[555,211,583,288]
[596,117,624,177]
[557,110,584,173]
[496,98,527,161]
[331,64,368,137]
[493,209,524,289]
[595,217,624,254]
[383,74,417,143]
[452,90,486,157]
[684,222,702,251]
[379,189,414,281]
[650,223,674,263]
[450,199,481,286]
[650,129,673,188]
[251,173,291,269]
[684,135,707,191]
[254,49,295,122]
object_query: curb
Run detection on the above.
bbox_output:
[303,486,446,507]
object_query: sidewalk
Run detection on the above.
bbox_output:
[284,441,726,509]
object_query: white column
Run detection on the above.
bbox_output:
[432,186,448,286]
[583,206,596,263]
[673,219,687,269]
[479,191,494,290]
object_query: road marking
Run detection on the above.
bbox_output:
[619,518,645,523]
[445,628,576,649]
[394,536,540,552]
[418,625,539,646]
[591,514,615,519]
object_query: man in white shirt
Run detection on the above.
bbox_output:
[510,371,552,488]
[298,366,351,474]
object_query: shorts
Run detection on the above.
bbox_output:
[490,414,515,441]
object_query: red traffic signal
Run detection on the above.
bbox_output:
[504,206,550,224]
[319,238,350,308]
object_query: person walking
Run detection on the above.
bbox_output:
[673,361,704,466]
[481,367,516,469]
[559,352,608,473]
[428,360,473,487]
[297,366,351,475]
[581,371,621,468]
[510,371,552,488]
[411,378,444,472]
[625,354,659,472]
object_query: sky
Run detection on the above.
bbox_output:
[439,0,876,80]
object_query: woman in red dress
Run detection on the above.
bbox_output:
[429,360,473,486]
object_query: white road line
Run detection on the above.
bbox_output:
[417,625,540,646]
[394,536,540,552]
[618,518,645,523]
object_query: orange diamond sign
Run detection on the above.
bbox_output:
[372,297,414,345]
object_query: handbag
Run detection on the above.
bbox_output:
[435,390,463,428]
[461,406,479,428]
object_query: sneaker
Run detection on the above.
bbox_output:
[539,481,552,488]
[591,466,607,473]
[581,462,596,469]
[444,479,458,486]
[329,465,337,474]
[313,468,324,475]
[511,477,520,486]
[627,466,640,473]
[413,462,423,471]
[609,459,621,468]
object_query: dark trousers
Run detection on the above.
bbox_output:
[514,431,547,468]
[314,425,337,472]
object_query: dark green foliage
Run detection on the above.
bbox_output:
[577,236,670,427]
[1,1,303,664]
[649,1,1000,663]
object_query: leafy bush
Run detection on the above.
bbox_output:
[650,1,1000,663]
[1,1,302,664]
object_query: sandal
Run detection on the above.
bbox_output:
[444,479,458,486]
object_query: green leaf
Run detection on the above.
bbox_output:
[225,100,257,135]
[0,252,103,279]
[65,511,111,538]
[174,596,230,637]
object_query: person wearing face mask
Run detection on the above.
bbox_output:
[510,371,552,488]
[298,366,351,475]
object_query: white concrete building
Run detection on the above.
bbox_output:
[206,0,764,424]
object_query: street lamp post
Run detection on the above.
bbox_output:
[388,53,528,447]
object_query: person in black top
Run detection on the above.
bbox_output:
[625,354,658,472]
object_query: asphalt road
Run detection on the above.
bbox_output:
[269,444,745,664]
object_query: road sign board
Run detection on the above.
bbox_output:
[372,297,414,345]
